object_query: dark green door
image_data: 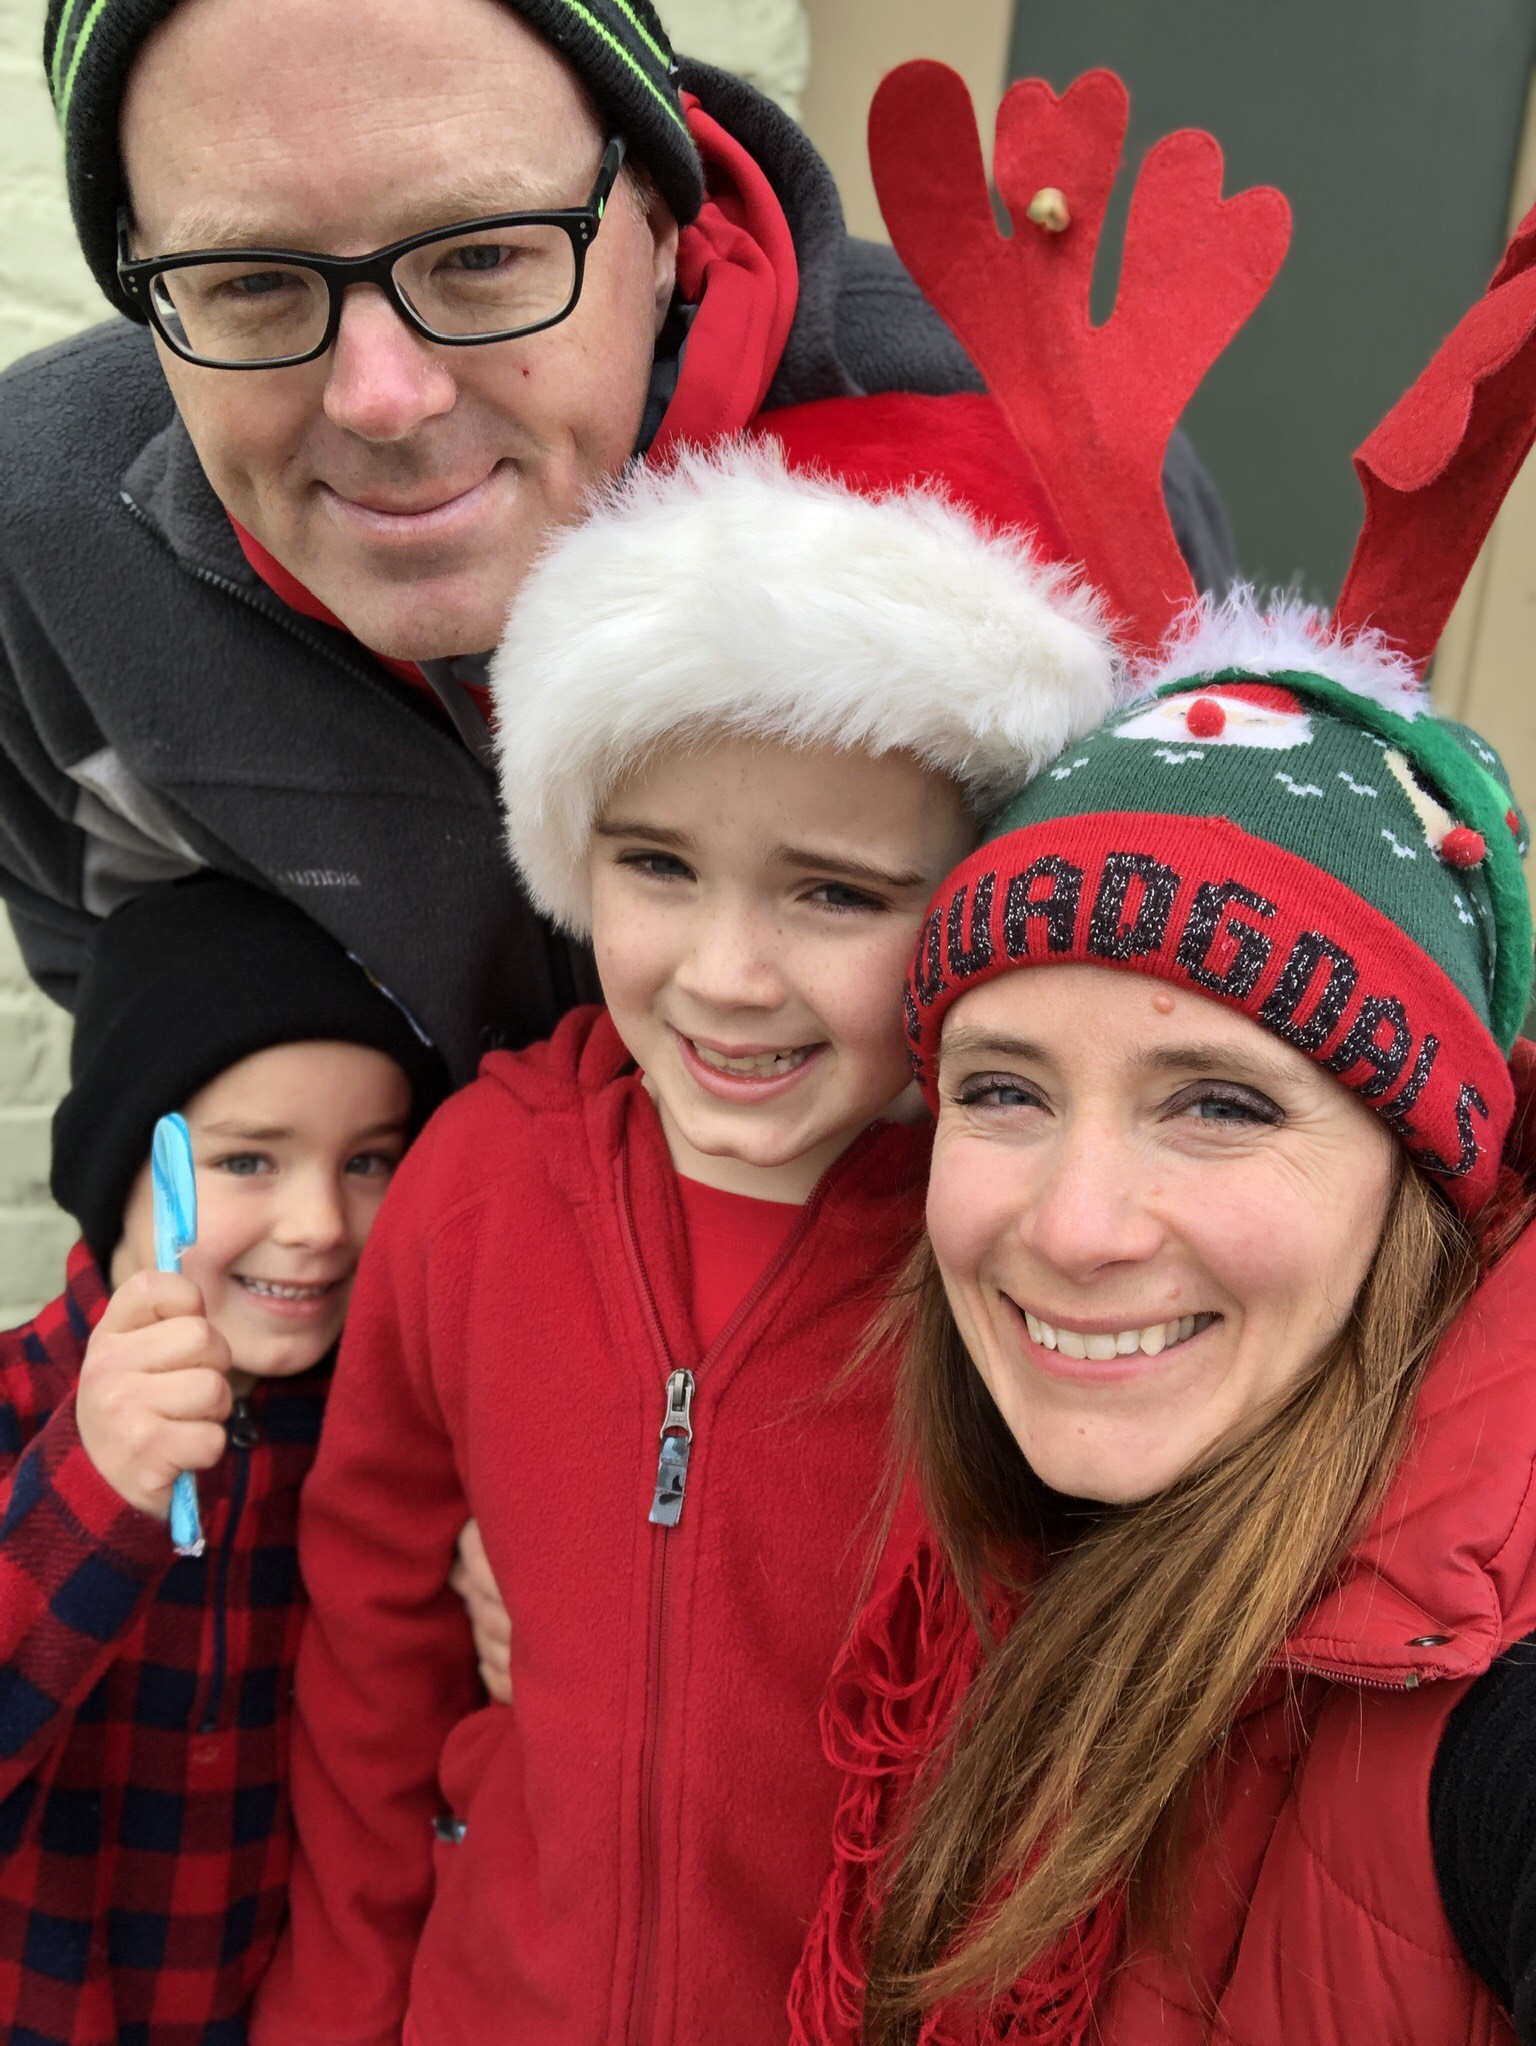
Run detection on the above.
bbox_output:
[1009,0,1536,597]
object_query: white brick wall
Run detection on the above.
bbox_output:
[658,0,809,118]
[0,0,101,1318]
[0,0,810,1319]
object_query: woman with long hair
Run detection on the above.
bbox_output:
[787,594,1536,2045]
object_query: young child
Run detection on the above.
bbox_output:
[253,428,1121,2046]
[0,873,447,2045]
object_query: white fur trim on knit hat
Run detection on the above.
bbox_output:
[492,439,1122,933]
[1138,587,1428,718]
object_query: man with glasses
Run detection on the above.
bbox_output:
[2,0,1234,1078]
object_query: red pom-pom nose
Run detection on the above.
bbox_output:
[1184,696,1226,739]
[1440,826,1487,868]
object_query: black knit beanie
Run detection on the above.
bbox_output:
[43,0,704,318]
[51,875,451,1267]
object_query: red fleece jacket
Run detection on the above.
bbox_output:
[251,1008,927,2046]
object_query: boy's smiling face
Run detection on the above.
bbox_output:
[590,737,975,1202]
[113,1040,410,1380]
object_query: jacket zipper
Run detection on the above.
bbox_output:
[648,1369,696,1527]
[119,491,597,1026]
[1290,1662,1448,1693]
[616,1156,681,2046]
[198,1394,259,1733]
[615,1131,882,2046]
[119,492,487,763]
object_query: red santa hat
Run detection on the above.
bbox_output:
[492,391,1122,935]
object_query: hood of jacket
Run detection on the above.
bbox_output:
[1282,1038,1536,1692]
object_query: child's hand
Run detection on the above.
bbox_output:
[451,1518,513,1704]
[76,1270,235,1521]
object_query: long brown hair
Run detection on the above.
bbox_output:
[862,1163,1480,2042]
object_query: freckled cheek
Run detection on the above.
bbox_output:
[592,896,673,1012]
[796,929,919,1061]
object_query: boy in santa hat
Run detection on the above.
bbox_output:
[253,411,1122,2046]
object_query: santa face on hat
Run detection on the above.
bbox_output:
[1107,685,1314,756]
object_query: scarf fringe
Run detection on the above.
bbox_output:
[789,1535,1124,2046]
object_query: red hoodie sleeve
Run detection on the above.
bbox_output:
[251,1142,481,2046]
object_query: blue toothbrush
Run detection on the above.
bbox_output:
[151,1113,205,1558]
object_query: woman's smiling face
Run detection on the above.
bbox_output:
[928,963,1400,1504]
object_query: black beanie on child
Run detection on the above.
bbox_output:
[51,875,450,1268]
[43,0,704,319]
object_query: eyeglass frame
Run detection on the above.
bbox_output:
[115,135,628,371]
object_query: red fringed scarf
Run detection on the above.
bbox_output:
[788,1535,1125,2046]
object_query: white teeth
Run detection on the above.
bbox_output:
[691,1040,813,1080]
[239,1277,330,1301]
[1024,1310,1216,1360]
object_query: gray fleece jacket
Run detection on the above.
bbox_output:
[0,62,1235,1083]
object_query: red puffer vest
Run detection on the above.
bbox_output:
[793,1149,1536,2043]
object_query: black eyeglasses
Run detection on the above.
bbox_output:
[116,136,627,370]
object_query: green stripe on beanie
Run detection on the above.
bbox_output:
[902,662,1533,1217]
[43,0,703,318]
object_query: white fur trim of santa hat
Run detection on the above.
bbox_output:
[492,439,1123,934]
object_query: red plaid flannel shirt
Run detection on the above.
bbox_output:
[0,1240,326,2044]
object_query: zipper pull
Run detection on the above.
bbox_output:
[648,1369,695,1527]
[227,1396,260,1451]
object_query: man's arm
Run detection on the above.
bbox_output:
[251,1151,482,2046]
[0,534,207,1009]
[0,632,97,1007]
[2,892,93,1012]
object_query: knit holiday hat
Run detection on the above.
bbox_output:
[43,0,703,319]
[491,409,1122,937]
[903,598,1531,1214]
[873,63,1536,1215]
[51,874,450,1265]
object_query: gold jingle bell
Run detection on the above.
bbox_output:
[1025,187,1071,233]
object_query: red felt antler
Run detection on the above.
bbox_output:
[1334,198,1536,667]
[869,62,1290,656]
